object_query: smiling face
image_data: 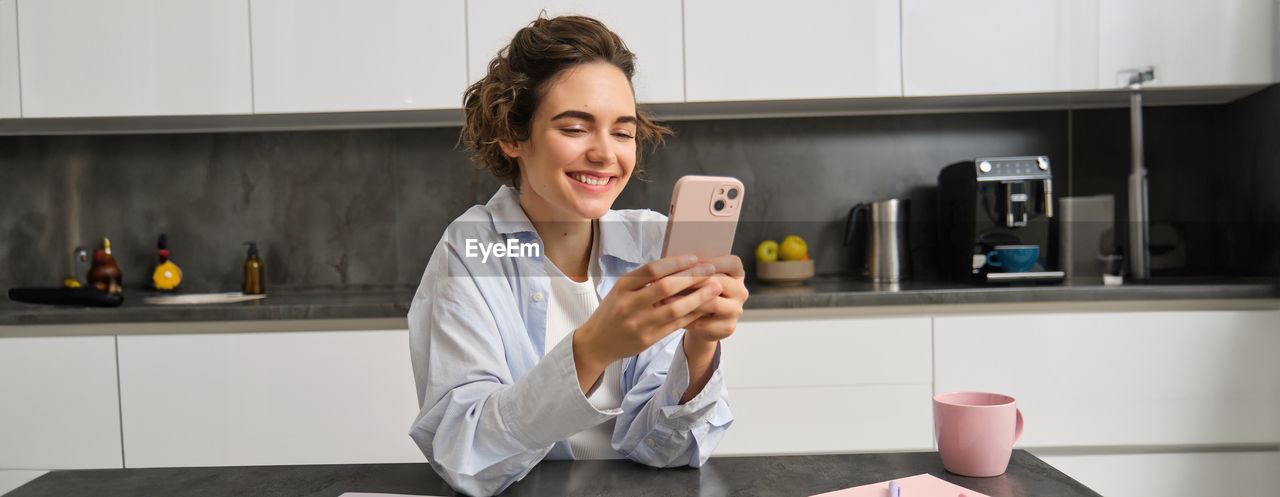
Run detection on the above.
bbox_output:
[501,62,639,223]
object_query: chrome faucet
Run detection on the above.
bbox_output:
[1123,67,1155,281]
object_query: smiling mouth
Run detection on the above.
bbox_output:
[568,172,613,187]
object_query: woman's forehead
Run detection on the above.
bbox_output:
[537,62,636,122]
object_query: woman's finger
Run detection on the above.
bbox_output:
[685,316,737,342]
[675,274,746,303]
[701,254,745,278]
[646,280,721,326]
[615,253,700,291]
[690,294,736,316]
[636,263,715,306]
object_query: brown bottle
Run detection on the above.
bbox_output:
[243,241,264,295]
[88,238,124,294]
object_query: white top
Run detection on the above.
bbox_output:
[543,226,625,459]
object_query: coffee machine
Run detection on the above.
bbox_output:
[937,156,1064,284]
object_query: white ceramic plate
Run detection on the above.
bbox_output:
[142,292,266,305]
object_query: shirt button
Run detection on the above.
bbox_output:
[646,438,655,448]
[532,292,543,302]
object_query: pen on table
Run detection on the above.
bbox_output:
[888,480,900,497]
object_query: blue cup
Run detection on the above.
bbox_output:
[986,245,1039,272]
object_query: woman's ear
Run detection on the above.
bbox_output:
[498,138,522,159]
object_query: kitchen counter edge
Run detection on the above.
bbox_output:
[1,279,1277,334]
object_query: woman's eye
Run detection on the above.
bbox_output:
[561,128,586,135]
[613,132,635,140]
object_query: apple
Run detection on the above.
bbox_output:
[779,235,808,261]
[755,240,779,263]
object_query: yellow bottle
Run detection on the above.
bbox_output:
[152,234,183,291]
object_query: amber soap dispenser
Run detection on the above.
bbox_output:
[88,237,124,293]
[243,241,264,295]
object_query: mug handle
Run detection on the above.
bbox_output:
[987,251,1003,267]
[1013,408,1024,445]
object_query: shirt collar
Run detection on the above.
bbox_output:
[598,210,647,265]
[487,185,537,236]
[486,185,648,266]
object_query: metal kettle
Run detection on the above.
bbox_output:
[844,198,911,282]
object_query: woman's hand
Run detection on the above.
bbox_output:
[682,255,748,344]
[677,254,747,403]
[572,254,721,392]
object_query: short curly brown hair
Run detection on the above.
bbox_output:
[460,15,672,189]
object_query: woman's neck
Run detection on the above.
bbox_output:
[520,196,594,283]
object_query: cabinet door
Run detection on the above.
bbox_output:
[685,0,901,102]
[1036,450,1280,497]
[0,0,18,118]
[0,336,122,469]
[251,0,466,113]
[935,310,1280,448]
[17,0,252,117]
[902,0,1098,95]
[466,1,684,104]
[117,330,422,467]
[715,316,934,455]
[1098,0,1276,88]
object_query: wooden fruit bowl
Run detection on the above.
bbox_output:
[756,259,815,285]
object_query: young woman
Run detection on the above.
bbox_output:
[407,16,748,497]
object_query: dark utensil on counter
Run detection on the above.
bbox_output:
[8,287,124,307]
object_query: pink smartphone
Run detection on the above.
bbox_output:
[660,175,745,260]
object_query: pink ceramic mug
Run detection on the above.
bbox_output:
[933,392,1024,477]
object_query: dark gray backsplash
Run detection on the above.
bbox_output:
[1,129,496,292]
[1222,84,1280,277]
[1070,84,1280,278]
[2,84,1276,292]
[624,111,1069,282]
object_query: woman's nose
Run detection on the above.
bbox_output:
[585,133,616,165]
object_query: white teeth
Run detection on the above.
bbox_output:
[571,173,609,186]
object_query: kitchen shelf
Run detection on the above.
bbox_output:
[0,85,1266,136]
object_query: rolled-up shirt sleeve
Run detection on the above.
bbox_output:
[612,330,734,468]
[408,241,615,497]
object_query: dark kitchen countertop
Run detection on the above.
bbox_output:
[5,450,1100,497]
[2,277,1277,327]
[0,286,416,326]
[744,275,1280,308]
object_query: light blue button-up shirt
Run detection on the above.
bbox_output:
[408,185,733,497]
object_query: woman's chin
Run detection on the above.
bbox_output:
[571,199,614,220]
[578,206,611,220]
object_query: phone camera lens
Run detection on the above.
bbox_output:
[727,188,739,200]
[714,200,726,211]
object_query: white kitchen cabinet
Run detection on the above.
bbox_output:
[466,1,684,104]
[116,330,423,468]
[719,384,934,455]
[715,316,934,455]
[1098,0,1276,88]
[0,0,19,118]
[934,310,1280,448]
[1036,450,1280,497]
[17,0,252,118]
[902,0,1098,95]
[684,0,901,102]
[0,336,122,469]
[251,0,467,114]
